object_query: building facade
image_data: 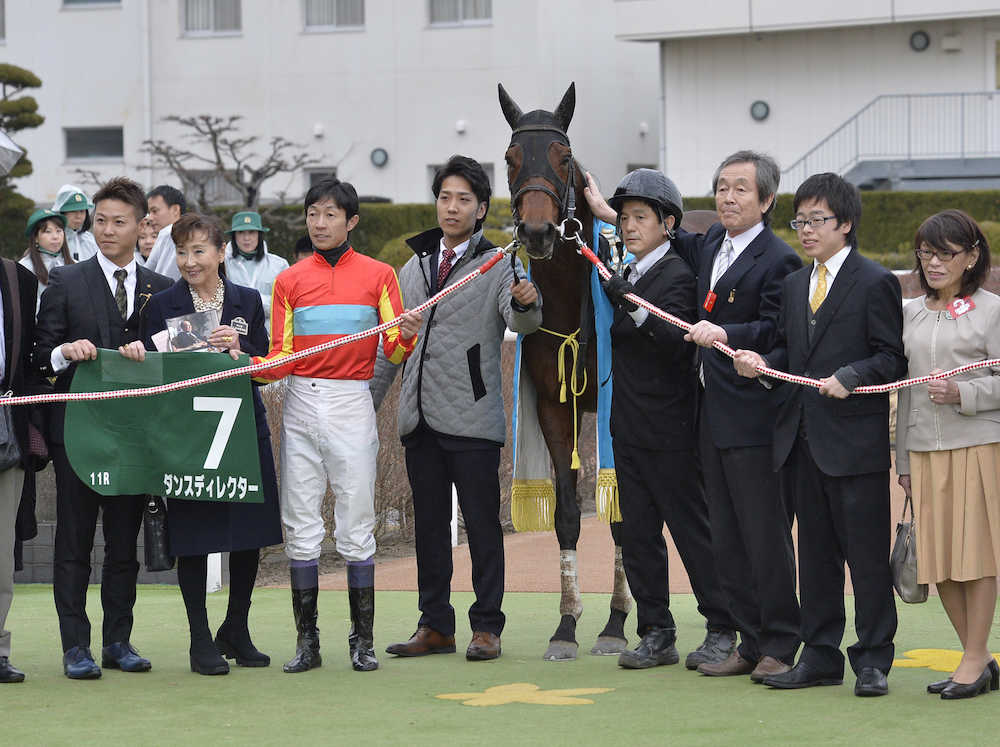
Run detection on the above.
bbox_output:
[3,0,659,206]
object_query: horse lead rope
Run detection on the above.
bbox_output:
[0,244,518,408]
[574,241,1000,394]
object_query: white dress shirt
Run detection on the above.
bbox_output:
[145,224,181,280]
[710,221,765,289]
[623,241,671,326]
[808,245,852,303]
[50,252,139,373]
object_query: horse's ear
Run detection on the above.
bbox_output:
[498,83,523,130]
[553,82,576,132]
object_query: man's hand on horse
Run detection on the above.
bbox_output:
[684,320,727,348]
[511,279,538,307]
[397,309,423,341]
[584,171,617,224]
[602,275,638,312]
[733,349,766,379]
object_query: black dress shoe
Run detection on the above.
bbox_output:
[618,627,679,670]
[763,660,842,689]
[190,638,229,676]
[0,656,25,683]
[63,646,102,680]
[854,667,889,697]
[216,621,270,668]
[927,677,952,694]
[102,642,152,672]
[941,662,994,700]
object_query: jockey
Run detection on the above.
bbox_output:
[253,177,417,674]
[587,168,739,671]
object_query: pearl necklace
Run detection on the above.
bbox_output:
[190,277,225,312]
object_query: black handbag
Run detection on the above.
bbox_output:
[143,495,175,572]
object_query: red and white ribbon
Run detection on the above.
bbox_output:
[0,246,515,407]
[578,244,997,395]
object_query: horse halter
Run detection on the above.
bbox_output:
[507,123,582,243]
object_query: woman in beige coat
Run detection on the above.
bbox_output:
[896,209,1000,700]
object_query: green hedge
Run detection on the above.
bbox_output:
[0,188,37,260]
[685,190,1000,256]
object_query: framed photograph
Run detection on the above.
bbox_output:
[165,309,220,353]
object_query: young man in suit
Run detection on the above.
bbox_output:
[594,169,735,670]
[33,177,173,679]
[0,258,41,683]
[734,172,907,697]
[664,151,803,681]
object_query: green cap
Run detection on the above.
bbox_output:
[229,211,269,233]
[26,208,66,237]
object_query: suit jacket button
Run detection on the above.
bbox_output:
[810,319,816,325]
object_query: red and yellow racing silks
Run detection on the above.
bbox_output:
[253,249,415,382]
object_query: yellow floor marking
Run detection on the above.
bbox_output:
[436,682,614,707]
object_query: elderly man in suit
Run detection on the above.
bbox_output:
[734,172,906,697]
[593,169,736,670]
[670,151,803,682]
[0,257,41,683]
[34,177,172,679]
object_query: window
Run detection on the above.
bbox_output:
[305,0,364,30]
[429,0,491,26]
[63,0,122,6]
[0,0,5,42]
[426,163,494,196]
[183,0,241,35]
[180,170,243,206]
[65,127,124,160]
[306,168,338,188]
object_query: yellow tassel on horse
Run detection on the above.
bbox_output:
[511,479,556,531]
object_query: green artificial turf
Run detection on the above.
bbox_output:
[3,586,998,746]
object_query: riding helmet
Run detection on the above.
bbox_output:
[607,168,683,226]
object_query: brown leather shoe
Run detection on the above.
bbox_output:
[750,656,792,683]
[385,626,456,657]
[466,632,501,661]
[697,650,755,677]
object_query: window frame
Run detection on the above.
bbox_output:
[181,0,243,39]
[302,0,365,33]
[427,0,492,29]
[64,126,125,163]
[61,0,123,10]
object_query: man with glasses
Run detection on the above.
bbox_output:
[734,172,906,697]
[670,151,803,682]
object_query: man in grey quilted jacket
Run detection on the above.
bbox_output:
[371,155,540,661]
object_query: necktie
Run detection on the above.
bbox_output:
[623,264,634,281]
[712,239,733,289]
[437,247,456,290]
[810,264,828,313]
[113,269,128,319]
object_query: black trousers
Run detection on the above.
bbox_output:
[699,408,801,663]
[791,437,897,676]
[404,431,505,637]
[52,444,145,653]
[613,442,733,636]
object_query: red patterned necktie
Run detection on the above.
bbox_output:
[437,247,456,290]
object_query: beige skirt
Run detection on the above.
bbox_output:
[910,444,1000,584]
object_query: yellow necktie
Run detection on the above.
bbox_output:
[810,264,827,313]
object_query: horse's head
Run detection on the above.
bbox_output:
[499,82,577,261]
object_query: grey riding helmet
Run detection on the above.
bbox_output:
[607,168,683,226]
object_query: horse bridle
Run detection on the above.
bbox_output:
[507,123,583,245]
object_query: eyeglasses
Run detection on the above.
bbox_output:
[915,247,968,262]
[790,216,837,230]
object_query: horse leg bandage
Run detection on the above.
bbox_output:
[559,549,583,620]
[611,545,633,614]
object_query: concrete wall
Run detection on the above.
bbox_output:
[657,17,1000,194]
[7,0,659,207]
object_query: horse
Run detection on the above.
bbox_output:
[499,82,720,661]
[499,82,631,661]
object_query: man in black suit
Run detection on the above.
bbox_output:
[734,172,906,697]
[598,169,735,670]
[34,177,172,679]
[672,151,803,681]
[0,258,40,683]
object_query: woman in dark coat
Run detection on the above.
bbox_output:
[120,213,282,675]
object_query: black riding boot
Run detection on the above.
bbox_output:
[348,585,378,672]
[215,550,270,667]
[283,585,321,673]
[178,555,229,676]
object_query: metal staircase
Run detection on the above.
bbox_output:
[781,92,1000,192]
